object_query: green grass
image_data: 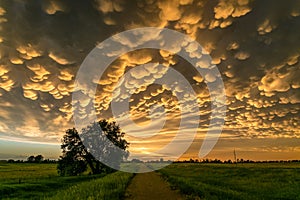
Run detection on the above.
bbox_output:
[0,163,57,182]
[0,163,107,199]
[3,162,300,200]
[47,171,134,200]
[159,163,300,200]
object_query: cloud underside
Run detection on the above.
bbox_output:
[0,0,299,159]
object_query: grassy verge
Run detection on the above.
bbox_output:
[159,163,300,200]
[46,171,134,200]
[0,163,103,199]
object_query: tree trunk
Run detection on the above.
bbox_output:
[83,153,97,174]
[95,161,101,174]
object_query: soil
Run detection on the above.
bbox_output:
[124,172,183,200]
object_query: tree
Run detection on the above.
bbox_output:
[57,119,129,176]
[57,148,87,176]
[27,155,35,163]
[26,155,44,163]
[35,155,44,163]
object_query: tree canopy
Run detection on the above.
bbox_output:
[57,119,129,176]
[27,155,44,163]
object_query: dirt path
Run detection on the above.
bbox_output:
[124,172,183,200]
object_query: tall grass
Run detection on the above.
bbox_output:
[0,163,57,181]
[46,172,134,200]
[0,163,104,199]
[160,163,300,200]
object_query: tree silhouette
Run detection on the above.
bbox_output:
[57,119,129,176]
[35,155,44,163]
[27,155,35,163]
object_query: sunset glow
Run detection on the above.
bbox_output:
[0,0,299,161]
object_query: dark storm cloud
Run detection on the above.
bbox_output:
[0,0,299,159]
[0,0,115,142]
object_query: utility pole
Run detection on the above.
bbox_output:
[234,148,237,166]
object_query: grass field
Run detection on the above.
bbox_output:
[0,163,133,199]
[1,162,300,199]
[48,172,133,200]
[159,163,300,200]
[0,163,57,182]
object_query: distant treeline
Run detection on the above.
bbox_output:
[2,155,57,163]
[2,157,300,164]
[174,158,300,164]
[125,158,300,164]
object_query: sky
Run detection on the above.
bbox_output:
[0,0,299,161]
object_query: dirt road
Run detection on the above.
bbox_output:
[124,172,183,200]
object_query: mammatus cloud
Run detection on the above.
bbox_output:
[0,0,299,160]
